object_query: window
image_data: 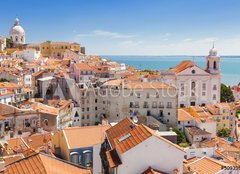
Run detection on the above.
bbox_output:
[213,94,216,100]
[95,107,97,111]
[167,102,172,108]
[202,83,206,90]
[180,83,184,96]
[137,93,141,98]
[191,81,196,96]
[213,85,217,90]
[82,115,85,119]
[178,121,180,124]
[146,93,150,98]
[87,107,89,111]
[159,102,164,108]
[87,115,89,119]
[95,99,97,103]
[213,61,217,69]
[202,91,206,96]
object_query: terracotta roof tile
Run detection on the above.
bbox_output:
[142,167,167,174]
[106,149,122,168]
[178,109,194,121]
[186,157,230,174]
[63,125,110,149]
[0,153,91,174]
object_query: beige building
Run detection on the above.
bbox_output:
[101,79,178,127]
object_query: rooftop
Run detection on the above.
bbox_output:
[63,125,110,149]
[0,153,91,174]
[185,126,211,136]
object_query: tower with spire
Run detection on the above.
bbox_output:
[206,43,220,74]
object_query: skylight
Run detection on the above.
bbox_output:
[118,133,131,142]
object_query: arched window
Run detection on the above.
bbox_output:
[70,152,79,164]
[191,81,196,96]
[15,36,18,42]
[213,61,217,69]
[207,61,210,69]
[21,37,23,42]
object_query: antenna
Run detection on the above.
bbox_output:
[212,41,215,49]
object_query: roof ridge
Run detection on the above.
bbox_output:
[38,152,90,170]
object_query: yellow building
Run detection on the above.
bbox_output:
[40,41,81,58]
[206,105,229,130]
[184,104,234,131]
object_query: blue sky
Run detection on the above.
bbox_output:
[1,0,240,55]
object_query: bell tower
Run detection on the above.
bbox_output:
[206,43,220,74]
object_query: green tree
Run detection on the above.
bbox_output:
[0,78,9,82]
[217,128,231,137]
[172,128,187,145]
[221,84,234,102]
[6,38,14,48]
[236,109,240,118]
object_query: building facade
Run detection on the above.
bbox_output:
[9,18,25,45]
[160,46,221,107]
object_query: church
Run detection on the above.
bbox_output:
[9,18,25,45]
[160,45,221,107]
[0,18,25,52]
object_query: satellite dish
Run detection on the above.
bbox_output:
[133,116,138,123]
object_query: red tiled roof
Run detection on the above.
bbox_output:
[0,153,91,174]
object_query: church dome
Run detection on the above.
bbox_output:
[209,44,218,56]
[9,18,25,35]
[9,18,25,44]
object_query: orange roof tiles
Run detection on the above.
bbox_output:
[113,124,152,154]
[106,118,133,147]
[0,153,91,174]
[178,109,194,121]
[106,118,185,154]
[0,82,21,89]
[142,167,167,174]
[186,157,230,174]
[106,149,122,168]
[63,125,110,149]
[75,63,94,71]
[22,133,51,152]
[125,82,175,90]
[171,60,195,73]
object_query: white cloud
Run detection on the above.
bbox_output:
[119,40,143,48]
[75,30,136,39]
[183,38,192,42]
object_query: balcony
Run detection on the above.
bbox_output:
[159,105,164,108]
[143,105,149,108]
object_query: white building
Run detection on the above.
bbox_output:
[9,18,25,45]
[23,48,41,62]
[104,118,185,174]
[0,35,6,52]
[160,45,221,107]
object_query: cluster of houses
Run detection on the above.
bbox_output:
[0,18,239,173]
